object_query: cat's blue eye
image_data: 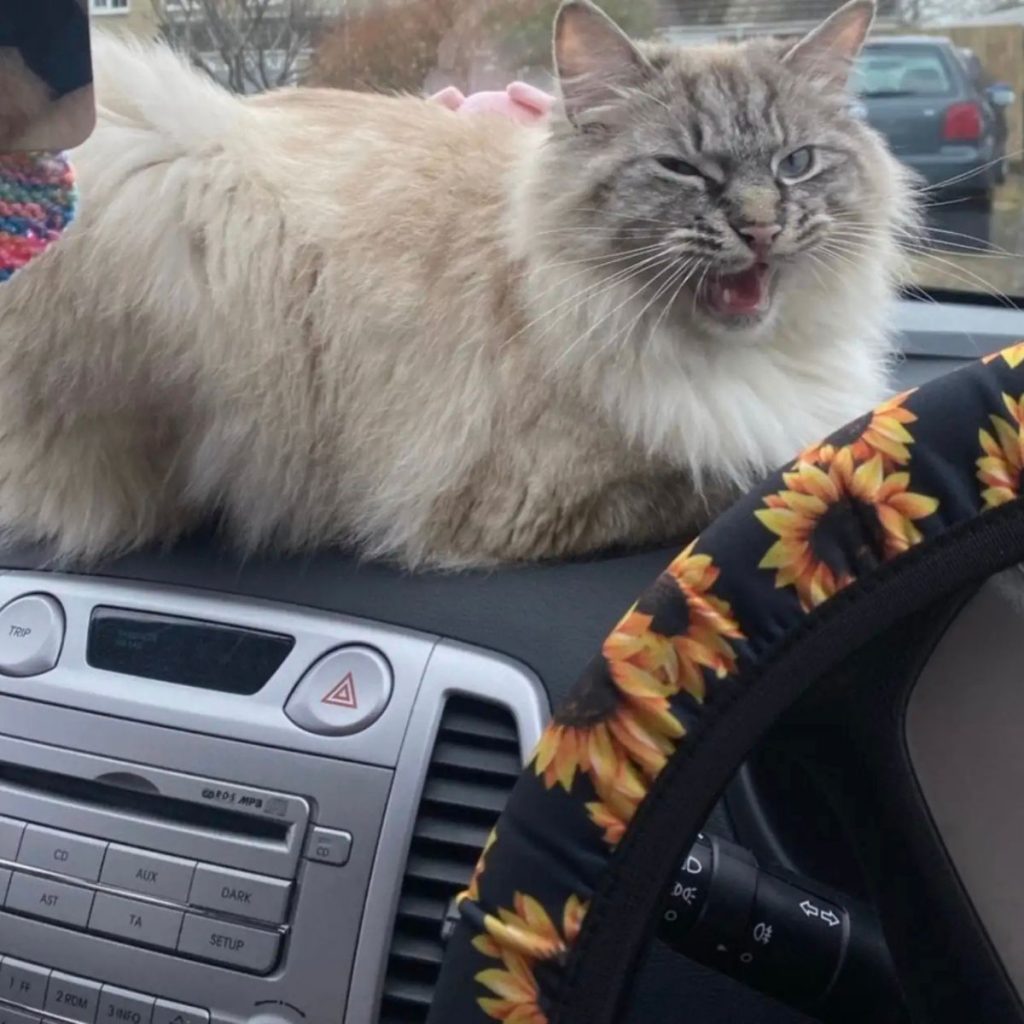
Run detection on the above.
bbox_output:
[654,156,702,178]
[777,146,816,182]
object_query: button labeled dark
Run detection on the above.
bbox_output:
[44,971,101,1024]
[188,864,290,924]
[736,875,846,1007]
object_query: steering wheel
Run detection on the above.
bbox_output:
[426,343,1024,1024]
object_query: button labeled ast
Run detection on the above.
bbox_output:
[284,645,393,736]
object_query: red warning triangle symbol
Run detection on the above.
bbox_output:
[322,672,358,709]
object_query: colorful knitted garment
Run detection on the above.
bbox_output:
[0,151,76,283]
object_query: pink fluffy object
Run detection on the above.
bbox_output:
[430,82,555,124]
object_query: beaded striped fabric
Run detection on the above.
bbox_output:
[0,152,76,283]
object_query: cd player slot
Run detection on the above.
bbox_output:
[0,735,309,877]
[0,762,289,843]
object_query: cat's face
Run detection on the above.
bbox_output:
[541,0,910,345]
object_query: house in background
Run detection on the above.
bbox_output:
[87,0,159,38]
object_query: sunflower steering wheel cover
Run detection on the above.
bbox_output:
[426,344,1024,1024]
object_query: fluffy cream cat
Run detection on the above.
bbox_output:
[0,0,914,567]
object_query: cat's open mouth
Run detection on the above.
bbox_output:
[699,263,773,322]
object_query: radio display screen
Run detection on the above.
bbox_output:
[87,607,295,694]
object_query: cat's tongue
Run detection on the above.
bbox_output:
[704,264,770,317]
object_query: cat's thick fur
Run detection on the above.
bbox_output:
[0,1,915,567]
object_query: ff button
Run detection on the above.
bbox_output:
[284,646,392,736]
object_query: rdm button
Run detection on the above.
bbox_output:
[284,646,392,736]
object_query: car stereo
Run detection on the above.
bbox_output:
[0,571,547,1024]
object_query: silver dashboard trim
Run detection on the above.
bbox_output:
[345,639,549,1024]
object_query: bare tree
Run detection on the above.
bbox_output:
[152,0,340,94]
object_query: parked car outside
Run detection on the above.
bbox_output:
[853,36,1015,209]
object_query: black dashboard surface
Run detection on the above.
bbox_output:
[0,532,686,707]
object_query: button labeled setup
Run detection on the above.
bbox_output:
[89,892,184,951]
[177,914,280,973]
[100,845,195,904]
[0,594,65,676]
[5,872,94,927]
[0,959,50,1010]
[44,972,101,1024]
[284,646,393,736]
[98,985,155,1024]
[18,825,107,883]
[152,1001,208,1024]
[0,817,25,861]
[306,826,351,866]
[188,864,290,925]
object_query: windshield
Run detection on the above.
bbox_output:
[854,46,954,96]
[95,0,1022,305]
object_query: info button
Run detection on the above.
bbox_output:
[284,646,392,736]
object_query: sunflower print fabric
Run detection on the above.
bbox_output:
[426,347,1024,1024]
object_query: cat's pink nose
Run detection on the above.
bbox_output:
[736,223,782,255]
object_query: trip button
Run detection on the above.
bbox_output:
[306,826,351,866]
[0,594,64,676]
[151,1002,207,1024]
[284,646,392,736]
[89,892,183,951]
[188,864,290,924]
[97,986,155,1024]
[0,959,49,1011]
[18,826,107,883]
[100,845,195,904]
[177,914,280,973]
[44,972,101,1024]
[5,872,94,927]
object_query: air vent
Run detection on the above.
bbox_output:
[379,695,523,1023]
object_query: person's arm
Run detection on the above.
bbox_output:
[0,151,77,283]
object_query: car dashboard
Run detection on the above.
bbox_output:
[0,294,1017,1024]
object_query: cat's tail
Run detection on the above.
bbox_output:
[88,30,243,150]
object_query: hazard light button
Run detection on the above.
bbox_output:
[284,646,393,736]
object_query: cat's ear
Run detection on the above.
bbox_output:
[782,0,875,90]
[553,0,652,126]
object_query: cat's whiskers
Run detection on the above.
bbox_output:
[585,256,700,370]
[545,251,681,376]
[496,248,672,359]
[822,232,1017,308]
[914,149,1022,198]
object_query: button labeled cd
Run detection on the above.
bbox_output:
[284,646,392,736]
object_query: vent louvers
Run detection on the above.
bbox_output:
[379,695,522,1023]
